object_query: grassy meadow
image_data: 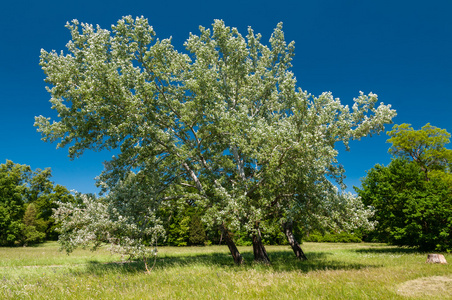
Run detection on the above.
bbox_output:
[1,242,451,299]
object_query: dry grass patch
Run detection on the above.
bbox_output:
[397,276,452,299]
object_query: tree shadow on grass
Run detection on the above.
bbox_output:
[266,250,380,273]
[80,248,380,275]
[353,247,426,255]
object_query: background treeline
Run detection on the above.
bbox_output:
[0,160,360,247]
[158,201,362,247]
[158,202,294,247]
[0,160,75,246]
[2,123,451,250]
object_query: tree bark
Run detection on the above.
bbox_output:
[426,254,447,264]
[252,226,271,263]
[221,224,243,265]
[283,221,307,260]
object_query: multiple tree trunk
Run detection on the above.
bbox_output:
[222,221,307,264]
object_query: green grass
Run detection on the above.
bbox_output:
[1,242,451,299]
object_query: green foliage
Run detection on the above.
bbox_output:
[21,203,46,245]
[227,218,290,246]
[0,161,27,246]
[0,160,74,246]
[387,123,452,175]
[168,215,191,246]
[357,124,452,251]
[162,201,194,247]
[164,204,207,246]
[36,16,395,259]
[259,218,290,245]
[232,230,252,246]
[189,214,206,245]
[304,231,362,243]
[21,225,46,246]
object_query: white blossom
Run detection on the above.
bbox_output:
[38,16,396,257]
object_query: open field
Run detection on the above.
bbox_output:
[1,242,451,299]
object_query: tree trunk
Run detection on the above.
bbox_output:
[426,254,447,264]
[283,221,307,260]
[252,227,271,263]
[221,225,243,265]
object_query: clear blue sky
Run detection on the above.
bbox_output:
[1,0,451,194]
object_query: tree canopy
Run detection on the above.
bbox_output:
[37,16,396,263]
[356,124,452,251]
[387,123,452,176]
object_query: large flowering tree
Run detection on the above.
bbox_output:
[36,16,396,264]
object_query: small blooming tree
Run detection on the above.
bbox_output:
[54,173,164,268]
[36,16,396,264]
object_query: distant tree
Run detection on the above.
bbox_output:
[0,161,28,246]
[168,215,191,246]
[357,159,452,250]
[37,16,395,264]
[0,160,74,246]
[21,203,46,246]
[387,123,452,177]
[356,124,452,251]
[189,214,206,245]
